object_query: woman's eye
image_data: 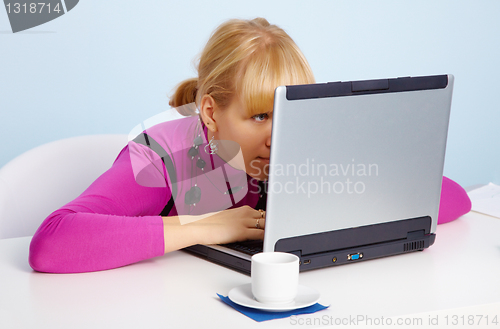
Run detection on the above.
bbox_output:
[252,113,268,122]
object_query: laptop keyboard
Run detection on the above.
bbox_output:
[221,240,263,256]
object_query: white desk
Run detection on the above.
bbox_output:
[1,212,499,329]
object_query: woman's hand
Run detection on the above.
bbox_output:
[162,206,265,253]
[190,206,266,245]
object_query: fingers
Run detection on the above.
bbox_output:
[248,209,266,230]
[245,227,265,241]
[255,216,266,230]
[214,206,267,243]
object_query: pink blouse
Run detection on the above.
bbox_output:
[29,116,260,273]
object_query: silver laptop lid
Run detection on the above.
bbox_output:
[263,75,454,252]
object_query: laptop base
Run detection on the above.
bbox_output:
[182,216,436,275]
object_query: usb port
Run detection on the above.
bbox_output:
[303,259,311,265]
[347,253,363,261]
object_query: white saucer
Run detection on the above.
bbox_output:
[228,283,320,312]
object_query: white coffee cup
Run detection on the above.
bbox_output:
[251,252,299,304]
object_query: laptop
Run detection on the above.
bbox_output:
[183,74,454,274]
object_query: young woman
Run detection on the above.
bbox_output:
[29,18,470,274]
[29,18,315,273]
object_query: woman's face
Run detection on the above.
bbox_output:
[207,95,273,181]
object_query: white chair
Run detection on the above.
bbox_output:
[0,135,128,239]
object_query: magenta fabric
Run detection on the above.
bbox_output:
[29,116,261,273]
[438,176,472,225]
[29,146,169,273]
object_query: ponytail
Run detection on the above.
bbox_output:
[169,78,198,114]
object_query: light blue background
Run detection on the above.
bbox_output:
[1,0,499,187]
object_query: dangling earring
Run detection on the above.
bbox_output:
[204,135,218,155]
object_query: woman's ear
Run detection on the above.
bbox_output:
[199,94,217,132]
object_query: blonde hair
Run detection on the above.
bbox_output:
[169,18,315,116]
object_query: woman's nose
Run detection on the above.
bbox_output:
[265,126,272,147]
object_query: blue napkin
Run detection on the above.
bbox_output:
[217,294,329,322]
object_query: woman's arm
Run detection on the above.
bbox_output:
[29,145,266,273]
[438,176,471,224]
[29,146,168,273]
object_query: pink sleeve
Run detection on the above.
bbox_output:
[29,146,170,273]
[438,176,472,225]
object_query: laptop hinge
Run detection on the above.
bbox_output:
[274,216,432,256]
[289,229,429,258]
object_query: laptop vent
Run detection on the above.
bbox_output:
[404,240,425,252]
